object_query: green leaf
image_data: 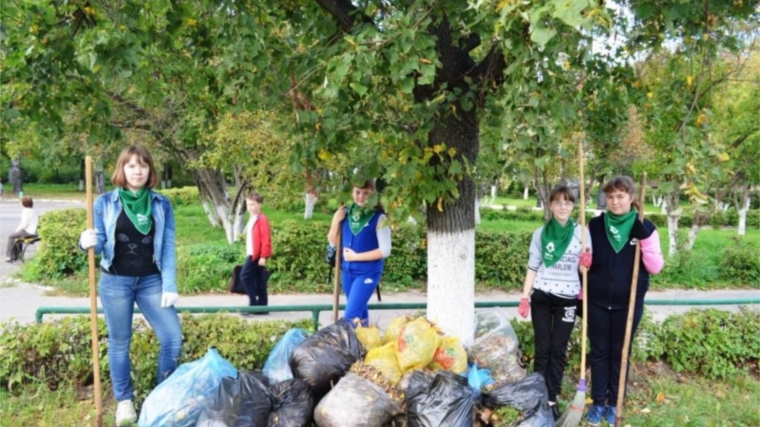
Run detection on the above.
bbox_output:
[530,24,557,47]
[349,82,368,96]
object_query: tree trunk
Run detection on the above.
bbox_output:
[736,190,750,236]
[79,158,85,191]
[684,212,709,252]
[490,184,497,205]
[664,193,681,257]
[304,191,318,219]
[523,186,529,200]
[474,197,481,225]
[425,113,477,346]
[9,158,23,194]
[94,163,106,194]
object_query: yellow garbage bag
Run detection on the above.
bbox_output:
[383,315,411,345]
[394,317,441,372]
[356,325,382,351]
[428,336,468,374]
[365,342,403,384]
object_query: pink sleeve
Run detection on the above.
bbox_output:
[640,230,664,274]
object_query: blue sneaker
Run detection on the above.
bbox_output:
[586,405,605,426]
[605,406,617,425]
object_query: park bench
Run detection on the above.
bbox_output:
[13,234,40,263]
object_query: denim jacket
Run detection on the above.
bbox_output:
[91,188,177,293]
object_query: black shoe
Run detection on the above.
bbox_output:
[549,404,560,421]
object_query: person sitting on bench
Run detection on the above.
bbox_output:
[6,196,39,262]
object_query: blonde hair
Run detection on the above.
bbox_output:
[110,145,159,189]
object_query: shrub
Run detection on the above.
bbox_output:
[475,230,532,289]
[512,307,759,380]
[658,308,760,379]
[27,209,87,279]
[176,243,242,293]
[158,187,200,207]
[0,315,312,405]
[718,238,760,285]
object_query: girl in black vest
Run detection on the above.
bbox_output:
[585,176,664,426]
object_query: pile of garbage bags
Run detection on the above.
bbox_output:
[137,311,553,427]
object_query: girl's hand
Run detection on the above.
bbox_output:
[579,248,592,269]
[333,207,347,223]
[343,248,357,261]
[518,298,530,318]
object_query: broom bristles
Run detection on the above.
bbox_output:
[556,389,586,427]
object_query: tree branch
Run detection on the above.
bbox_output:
[314,0,373,33]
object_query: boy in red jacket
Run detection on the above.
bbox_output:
[241,192,272,315]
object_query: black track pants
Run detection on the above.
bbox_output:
[587,301,644,407]
[530,289,578,402]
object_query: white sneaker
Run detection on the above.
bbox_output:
[115,400,137,426]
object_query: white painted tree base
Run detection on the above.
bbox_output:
[426,229,476,347]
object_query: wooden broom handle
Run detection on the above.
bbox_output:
[615,173,647,426]
[86,156,103,426]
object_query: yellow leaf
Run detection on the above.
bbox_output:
[420,58,433,64]
[686,163,696,174]
[432,144,444,154]
[718,153,730,162]
[686,75,694,86]
[646,92,654,99]
[437,198,444,212]
[317,150,329,160]
[655,392,666,403]
[187,18,197,27]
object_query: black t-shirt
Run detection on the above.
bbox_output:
[107,210,160,277]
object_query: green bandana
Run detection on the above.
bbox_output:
[120,188,152,235]
[541,218,576,268]
[348,203,375,235]
[604,210,636,253]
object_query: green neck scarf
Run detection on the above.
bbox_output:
[604,210,636,253]
[541,218,575,268]
[347,203,375,235]
[120,188,152,235]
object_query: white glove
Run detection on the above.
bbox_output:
[161,292,179,308]
[79,229,98,250]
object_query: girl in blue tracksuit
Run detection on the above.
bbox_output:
[327,180,391,327]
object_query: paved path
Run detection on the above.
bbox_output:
[1,197,758,329]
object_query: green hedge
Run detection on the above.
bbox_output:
[512,307,759,380]
[22,209,760,294]
[158,187,200,207]
[2,308,755,406]
[0,315,312,405]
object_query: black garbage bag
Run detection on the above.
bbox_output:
[196,371,272,427]
[406,371,476,427]
[289,320,364,397]
[268,378,315,427]
[480,373,555,427]
[314,373,400,427]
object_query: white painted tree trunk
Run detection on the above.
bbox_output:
[667,215,679,258]
[232,210,246,242]
[474,198,481,225]
[737,196,750,236]
[652,195,662,207]
[202,200,222,228]
[490,185,497,205]
[661,199,668,215]
[304,192,318,219]
[684,224,700,252]
[523,186,529,200]
[426,229,476,347]
[79,179,84,192]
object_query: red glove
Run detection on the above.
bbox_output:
[518,298,530,318]
[579,248,592,269]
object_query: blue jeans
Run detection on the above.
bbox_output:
[99,273,183,401]
[342,269,382,327]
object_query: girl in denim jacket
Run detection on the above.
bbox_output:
[79,145,182,426]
